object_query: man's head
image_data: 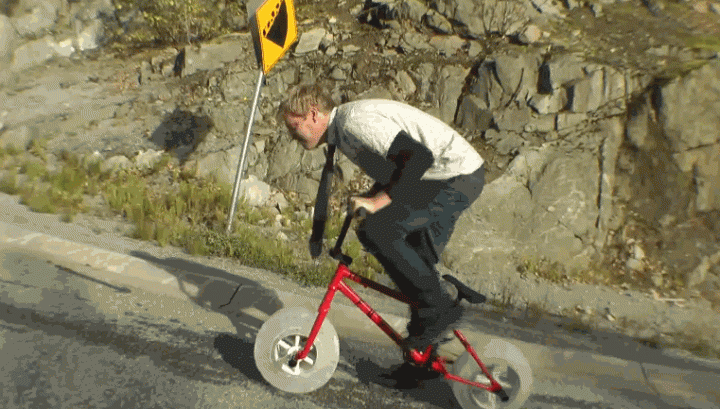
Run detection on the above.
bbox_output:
[279,84,335,150]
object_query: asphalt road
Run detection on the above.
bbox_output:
[3,245,719,409]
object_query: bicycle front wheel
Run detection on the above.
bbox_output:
[254,307,340,393]
[451,338,533,409]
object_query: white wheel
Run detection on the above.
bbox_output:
[451,338,533,409]
[253,307,339,393]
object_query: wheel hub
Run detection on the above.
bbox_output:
[273,335,317,376]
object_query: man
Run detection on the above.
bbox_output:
[279,83,485,386]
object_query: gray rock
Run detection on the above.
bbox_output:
[626,99,653,150]
[400,31,433,52]
[0,15,19,62]
[656,61,720,211]
[50,38,75,57]
[192,145,243,186]
[75,0,116,20]
[525,114,556,133]
[530,0,566,18]
[266,138,303,181]
[493,105,532,132]
[76,19,104,51]
[0,125,36,151]
[456,94,494,132]
[294,28,326,54]
[330,66,347,81]
[414,63,436,102]
[659,60,720,151]
[432,0,486,37]
[11,35,56,70]
[395,70,417,96]
[517,24,542,44]
[398,0,429,22]
[101,155,132,174]
[429,35,466,56]
[555,112,587,132]
[487,129,524,155]
[468,60,505,110]
[568,69,604,112]
[541,54,586,91]
[220,71,258,101]
[183,35,253,76]
[134,149,165,171]
[425,10,453,34]
[356,85,394,100]
[529,90,567,114]
[493,52,542,103]
[238,174,272,207]
[437,65,469,124]
[13,4,57,38]
[468,41,482,58]
[674,145,720,212]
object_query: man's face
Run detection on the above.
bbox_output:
[284,108,325,150]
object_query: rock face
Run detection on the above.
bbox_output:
[2,0,720,302]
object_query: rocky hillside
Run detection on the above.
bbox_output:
[1,0,720,316]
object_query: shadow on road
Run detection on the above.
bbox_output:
[129,251,285,378]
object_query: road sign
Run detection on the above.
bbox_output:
[252,0,297,73]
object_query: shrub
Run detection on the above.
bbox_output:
[113,0,246,46]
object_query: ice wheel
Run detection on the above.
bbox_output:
[254,307,340,393]
[451,338,533,409]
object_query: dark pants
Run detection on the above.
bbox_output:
[358,166,485,329]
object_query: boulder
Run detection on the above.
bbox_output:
[294,28,326,54]
[437,65,469,124]
[0,15,19,62]
[11,35,56,70]
[447,145,601,274]
[13,4,57,38]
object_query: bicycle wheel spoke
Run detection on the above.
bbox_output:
[277,339,292,351]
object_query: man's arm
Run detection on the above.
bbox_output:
[352,131,434,213]
[381,130,434,199]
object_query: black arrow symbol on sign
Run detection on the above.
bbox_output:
[265,1,288,47]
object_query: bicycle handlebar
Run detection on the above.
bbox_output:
[328,202,366,265]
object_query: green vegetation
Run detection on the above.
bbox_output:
[112,0,246,47]
[0,148,382,287]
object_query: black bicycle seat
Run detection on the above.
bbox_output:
[442,274,486,304]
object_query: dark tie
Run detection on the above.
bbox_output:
[309,144,336,258]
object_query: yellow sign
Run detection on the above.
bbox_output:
[254,0,297,73]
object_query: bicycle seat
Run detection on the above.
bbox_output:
[442,274,486,304]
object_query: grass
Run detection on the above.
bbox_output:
[0,147,381,287]
[110,0,246,48]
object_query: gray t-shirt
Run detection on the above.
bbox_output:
[326,99,484,185]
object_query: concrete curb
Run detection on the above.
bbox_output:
[1,220,718,408]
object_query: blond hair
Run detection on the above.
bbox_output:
[278,83,335,119]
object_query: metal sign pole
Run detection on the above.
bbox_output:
[226,70,265,234]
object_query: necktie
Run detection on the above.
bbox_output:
[309,143,336,258]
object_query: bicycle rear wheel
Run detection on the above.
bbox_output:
[451,338,533,409]
[254,307,340,393]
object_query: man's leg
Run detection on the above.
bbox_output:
[358,169,484,348]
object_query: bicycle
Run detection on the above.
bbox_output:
[253,202,533,409]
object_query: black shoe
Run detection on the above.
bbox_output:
[405,303,466,350]
[378,362,441,389]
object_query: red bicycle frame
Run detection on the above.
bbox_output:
[291,262,505,395]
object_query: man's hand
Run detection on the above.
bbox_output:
[350,191,392,214]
